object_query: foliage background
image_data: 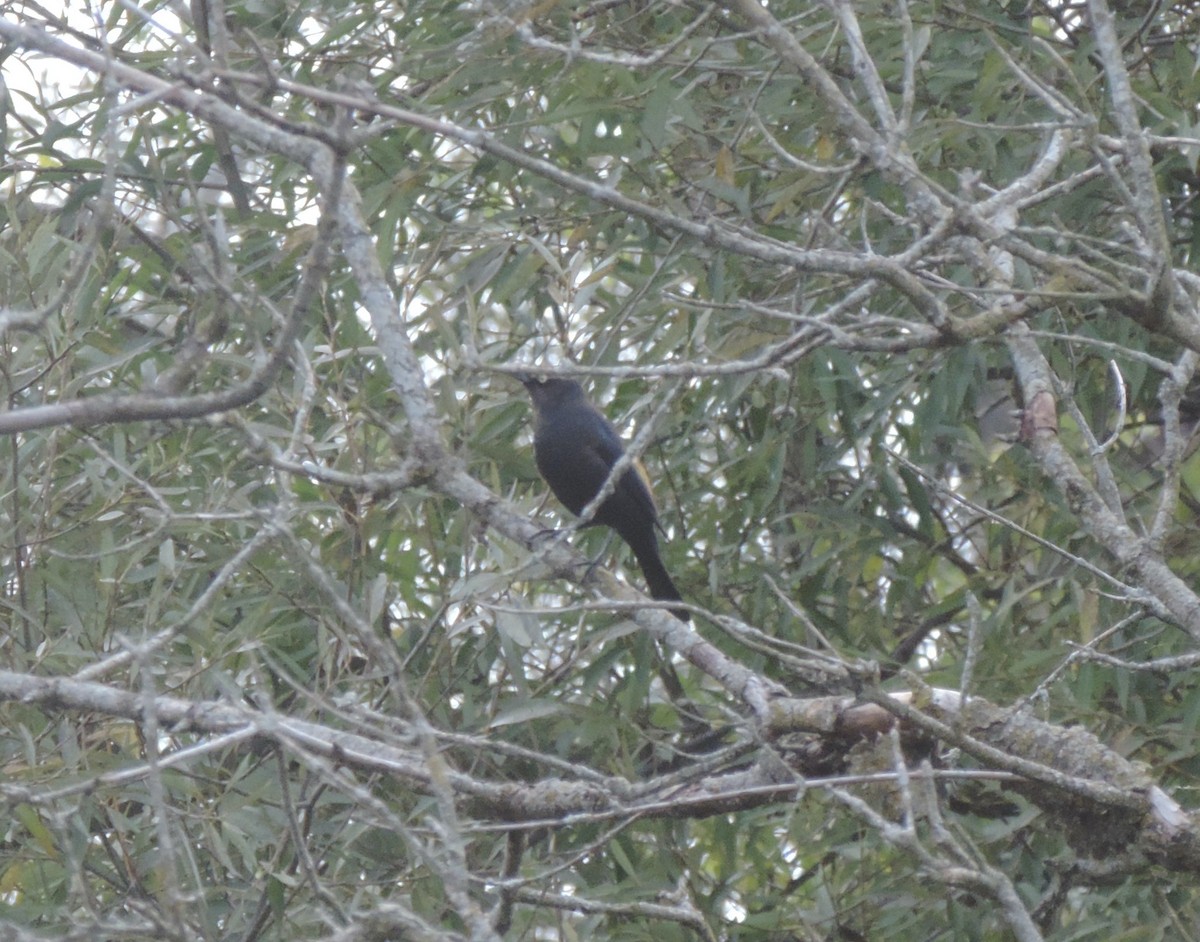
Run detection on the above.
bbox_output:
[2,0,1200,939]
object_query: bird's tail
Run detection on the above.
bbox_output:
[631,538,689,622]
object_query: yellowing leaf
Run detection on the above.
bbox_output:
[715,145,736,185]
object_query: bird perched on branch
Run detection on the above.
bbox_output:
[519,374,689,621]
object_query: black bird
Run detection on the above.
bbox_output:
[520,375,689,621]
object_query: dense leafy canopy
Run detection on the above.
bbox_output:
[3,1,1200,939]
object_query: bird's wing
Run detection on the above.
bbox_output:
[586,425,659,520]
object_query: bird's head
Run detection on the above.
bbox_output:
[516,373,586,410]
